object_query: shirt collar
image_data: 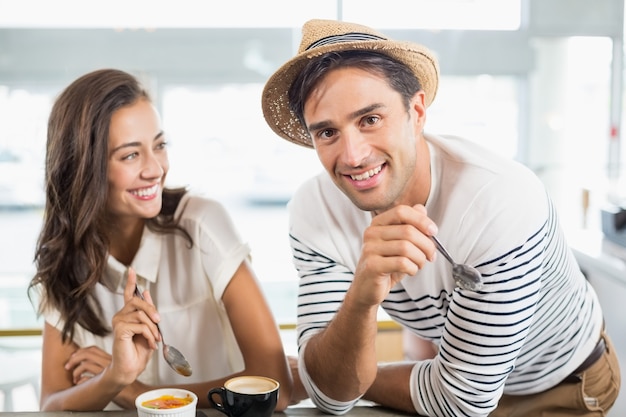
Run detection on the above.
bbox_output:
[101,226,163,292]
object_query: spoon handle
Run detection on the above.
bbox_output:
[431,235,455,266]
[133,284,164,340]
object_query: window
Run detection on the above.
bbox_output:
[343,0,521,30]
[162,84,320,323]
[427,75,519,159]
[0,87,49,331]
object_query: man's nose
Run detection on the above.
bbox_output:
[340,129,370,167]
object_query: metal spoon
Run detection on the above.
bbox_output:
[431,236,483,291]
[134,285,193,377]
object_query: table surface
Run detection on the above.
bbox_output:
[0,406,412,417]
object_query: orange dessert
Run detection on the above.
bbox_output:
[141,394,193,409]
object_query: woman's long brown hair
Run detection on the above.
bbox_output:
[29,69,191,343]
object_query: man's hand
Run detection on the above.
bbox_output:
[288,356,309,405]
[302,205,438,404]
[352,204,437,306]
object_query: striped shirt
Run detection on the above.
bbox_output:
[288,134,603,417]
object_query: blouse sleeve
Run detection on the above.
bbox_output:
[178,196,251,302]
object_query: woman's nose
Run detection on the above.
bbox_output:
[141,152,165,179]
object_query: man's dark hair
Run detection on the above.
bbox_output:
[288,50,423,130]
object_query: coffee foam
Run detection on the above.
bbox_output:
[226,377,278,394]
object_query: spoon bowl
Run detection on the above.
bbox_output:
[134,285,193,377]
[163,344,193,377]
[431,236,483,291]
[452,263,483,291]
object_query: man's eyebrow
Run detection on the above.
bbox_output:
[349,103,385,120]
[110,131,164,154]
[307,120,331,133]
[307,103,385,133]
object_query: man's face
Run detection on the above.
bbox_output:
[303,66,428,213]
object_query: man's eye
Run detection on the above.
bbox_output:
[364,115,379,125]
[314,129,334,140]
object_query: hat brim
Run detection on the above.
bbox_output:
[262,39,439,148]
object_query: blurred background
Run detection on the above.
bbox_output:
[0,0,625,412]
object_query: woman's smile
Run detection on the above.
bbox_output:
[129,183,161,200]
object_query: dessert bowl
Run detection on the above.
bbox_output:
[135,388,198,417]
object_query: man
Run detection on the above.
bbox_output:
[262,19,620,416]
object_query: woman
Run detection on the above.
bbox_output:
[29,68,292,411]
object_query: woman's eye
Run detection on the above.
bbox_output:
[156,141,168,150]
[122,152,138,161]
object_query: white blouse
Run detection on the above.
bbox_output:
[43,194,251,409]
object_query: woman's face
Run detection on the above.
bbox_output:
[106,98,169,222]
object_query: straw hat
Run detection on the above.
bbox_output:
[262,19,440,148]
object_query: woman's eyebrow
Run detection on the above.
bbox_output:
[110,131,164,155]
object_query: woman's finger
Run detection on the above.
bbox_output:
[124,267,138,303]
[112,309,160,347]
[122,266,161,327]
[70,361,103,385]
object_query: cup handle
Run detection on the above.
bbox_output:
[208,387,228,415]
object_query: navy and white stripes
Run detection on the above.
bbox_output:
[287,134,603,417]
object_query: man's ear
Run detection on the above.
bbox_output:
[409,90,427,132]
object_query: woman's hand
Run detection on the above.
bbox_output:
[65,343,152,410]
[107,267,161,386]
[64,345,112,385]
[39,268,161,411]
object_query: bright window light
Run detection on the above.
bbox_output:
[0,0,521,30]
[343,0,521,30]
[0,0,338,28]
